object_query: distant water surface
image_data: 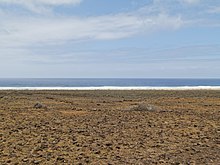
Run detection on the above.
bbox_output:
[0,78,220,87]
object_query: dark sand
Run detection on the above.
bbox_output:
[0,90,220,164]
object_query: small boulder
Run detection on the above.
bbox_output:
[34,103,45,109]
[131,103,159,112]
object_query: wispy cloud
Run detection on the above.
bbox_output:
[1,0,219,49]
[0,0,82,13]
[0,0,82,5]
[20,44,220,65]
[0,0,220,78]
[207,6,220,14]
[180,0,200,5]
[0,12,184,48]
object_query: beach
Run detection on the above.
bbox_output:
[0,90,220,164]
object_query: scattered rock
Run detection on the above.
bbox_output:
[94,150,101,154]
[1,90,219,164]
[34,103,47,109]
[130,103,159,112]
[54,120,61,124]
[34,103,43,109]
[116,146,120,149]
[33,160,41,164]
[105,142,113,147]
[56,156,65,162]
[22,158,28,162]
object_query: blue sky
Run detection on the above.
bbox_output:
[0,0,220,78]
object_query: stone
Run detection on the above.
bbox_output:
[34,103,43,109]
[34,103,47,109]
[131,103,159,112]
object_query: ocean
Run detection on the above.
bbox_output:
[0,78,220,90]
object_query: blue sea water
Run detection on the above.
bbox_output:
[0,78,220,87]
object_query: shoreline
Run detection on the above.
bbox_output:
[1,86,220,90]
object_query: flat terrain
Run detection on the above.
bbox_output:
[0,90,220,164]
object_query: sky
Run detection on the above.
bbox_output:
[0,0,220,78]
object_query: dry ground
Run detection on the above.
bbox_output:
[0,90,220,164]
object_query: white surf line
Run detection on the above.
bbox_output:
[0,86,220,90]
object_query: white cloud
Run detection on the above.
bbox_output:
[0,0,82,13]
[207,6,220,14]
[0,0,82,5]
[154,0,200,5]
[0,0,219,49]
[0,13,184,47]
[0,0,220,78]
[181,0,200,4]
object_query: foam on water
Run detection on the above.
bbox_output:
[0,86,220,90]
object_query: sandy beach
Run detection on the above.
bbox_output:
[0,90,220,164]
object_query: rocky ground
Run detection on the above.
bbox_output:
[0,90,220,164]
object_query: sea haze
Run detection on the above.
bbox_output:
[0,78,220,88]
